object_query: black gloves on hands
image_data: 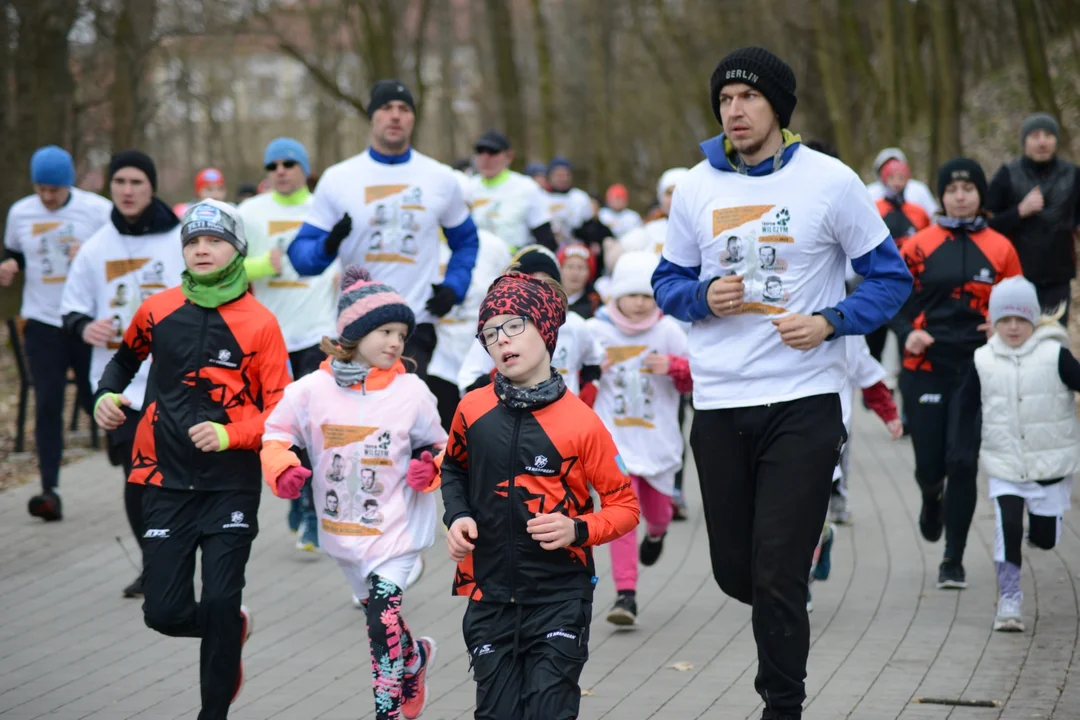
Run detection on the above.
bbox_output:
[324,213,353,256]
[425,283,458,317]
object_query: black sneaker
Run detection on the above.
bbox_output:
[606,591,637,626]
[28,491,63,522]
[937,560,967,589]
[639,532,666,567]
[123,571,145,598]
[761,710,801,720]
[918,492,943,542]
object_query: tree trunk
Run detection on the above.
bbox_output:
[484,0,526,167]
[1012,0,1070,147]
[111,0,157,152]
[900,0,927,127]
[530,0,555,163]
[882,0,902,145]
[436,0,459,162]
[587,1,612,191]
[13,0,80,152]
[929,0,962,168]
[811,0,856,162]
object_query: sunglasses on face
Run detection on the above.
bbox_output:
[265,160,299,171]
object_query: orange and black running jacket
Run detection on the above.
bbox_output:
[440,384,640,604]
[96,287,291,490]
[891,223,1022,373]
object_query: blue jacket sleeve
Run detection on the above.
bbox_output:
[442,216,479,302]
[286,222,335,276]
[817,238,912,339]
[651,258,717,323]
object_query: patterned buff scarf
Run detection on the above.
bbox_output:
[329,357,369,388]
[937,214,988,234]
[493,367,567,410]
[477,272,566,355]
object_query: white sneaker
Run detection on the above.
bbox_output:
[406,555,425,589]
[352,594,363,609]
[993,593,1024,632]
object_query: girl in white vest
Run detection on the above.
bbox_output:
[586,251,691,626]
[961,276,1080,632]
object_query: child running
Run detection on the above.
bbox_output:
[440,271,640,720]
[261,267,446,719]
[585,251,690,626]
[93,200,291,720]
[957,276,1080,632]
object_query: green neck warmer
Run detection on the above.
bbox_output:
[181,252,249,308]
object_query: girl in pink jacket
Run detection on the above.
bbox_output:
[261,266,446,720]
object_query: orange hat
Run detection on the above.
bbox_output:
[557,242,597,282]
[194,167,225,194]
[605,184,629,205]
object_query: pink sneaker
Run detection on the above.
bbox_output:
[401,636,437,719]
[232,605,253,704]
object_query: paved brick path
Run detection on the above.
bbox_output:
[1,405,1077,719]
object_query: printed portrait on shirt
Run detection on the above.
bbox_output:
[360,498,383,525]
[327,453,346,483]
[359,467,384,496]
[111,314,123,339]
[373,204,389,226]
[763,275,787,303]
[324,489,340,518]
[109,283,130,308]
[401,234,418,257]
[603,344,659,429]
[722,235,744,265]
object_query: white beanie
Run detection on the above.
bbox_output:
[989,275,1039,326]
[872,147,907,176]
[657,167,689,205]
[609,251,659,299]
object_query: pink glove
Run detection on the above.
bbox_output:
[276,466,312,499]
[407,451,436,491]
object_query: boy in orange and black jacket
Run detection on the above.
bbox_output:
[440,271,639,720]
[94,200,290,720]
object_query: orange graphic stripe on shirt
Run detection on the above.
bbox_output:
[32,221,62,236]
[321,519,382,536]
[106,258,151,282]
[605,345,648,365]
[267,280,310,288]
[365,253,416,264]
[759,235,794,243]
[712,205,774,236]
[471,199,492,209]
[321,424,379,449]
[268,220,303,235]
[741,302,787,315]
[365,185,410,204]
[614,417,656,429]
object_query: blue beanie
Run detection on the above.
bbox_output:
[548,157,572,174]
[30,146,75,188]
[264,137,310,176]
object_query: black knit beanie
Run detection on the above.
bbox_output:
[710,47,797,128]
[109,150,157,191]
[937,157,988,205]
[367,79,415,116]
[511,245,562,284]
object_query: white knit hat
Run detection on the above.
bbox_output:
[609,251,659,299]
[656,168,689,205]
[989,275,1039,326]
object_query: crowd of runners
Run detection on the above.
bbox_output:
[4,45,1080,720]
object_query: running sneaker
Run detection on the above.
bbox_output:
[993,593,1024,632]
[829,493,851,525]
[812,524,835,582]
[28,491,62,522]
[406,555,425,589]
[402,636,437,719]
[806,586,813,613]
[919,492,944,542]
[937,560,967,589]
[671,489,688,522]
[295,516,319,552]
[232,606,254,704]
[352,594,364,609]
[606,591,638,627]
[123,571,145,598]
[639,533,666,567]
[287,499,303,533]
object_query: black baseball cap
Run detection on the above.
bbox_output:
[475,130,511,153]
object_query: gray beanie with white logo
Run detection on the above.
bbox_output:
[989,275,1039,326]
[180,199,248,256]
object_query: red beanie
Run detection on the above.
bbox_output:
[194,167,225,195]
[557,242,597,282]
[879,158,910,183]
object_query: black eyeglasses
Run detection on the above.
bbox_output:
[478,316,528,347]
[265,160,299,171]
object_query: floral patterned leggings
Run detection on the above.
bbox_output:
[361,575,419,720]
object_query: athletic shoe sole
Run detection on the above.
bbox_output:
[402,637,437,719]
[295,540,318,552]
[606,608,637,626]
[233,606,253,704]
[994,617,1024,632]
[936,579,968,590]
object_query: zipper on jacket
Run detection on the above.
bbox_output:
[507,409,522,603]
[189,308,210,489]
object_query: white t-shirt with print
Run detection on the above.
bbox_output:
[587,315,687,494]
[599,207,643,239]
[545,188,593,245]
[428,229,511,386]
[239,192,339,353]
[4,189,112,326]
[621,217,668,256]
[304,149,471,325]
[455,311,603,395]
[663,147,890,409]
[60,222,184,411]
[466,172,551,251]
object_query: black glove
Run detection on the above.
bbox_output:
[425,283,458,317]
[324,213,353,256]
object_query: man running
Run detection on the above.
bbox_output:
[288,79,479,380]
[652,47,911,720]
[1,145,111,521]
[239,137,336,553]
[545,157,593,245]
[466,129,556,252]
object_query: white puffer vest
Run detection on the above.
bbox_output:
[974,323,1080,483]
